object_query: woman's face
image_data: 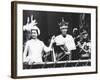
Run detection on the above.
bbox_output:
[31,30,38,39]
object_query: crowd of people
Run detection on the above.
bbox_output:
[23,15,91,65]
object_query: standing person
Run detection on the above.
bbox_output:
[54,18,76,61]
[23,17,55,65]
[76,30,91,59]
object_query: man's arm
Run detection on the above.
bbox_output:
[69,36,76,51]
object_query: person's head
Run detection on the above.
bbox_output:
[30,26,40,39]
[58,18,69,37]
[83,33,88,39]
[60,25,68,36]
[31,29,38,39]
[81,29,88,39]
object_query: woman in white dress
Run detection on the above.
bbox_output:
[23,16,55,65]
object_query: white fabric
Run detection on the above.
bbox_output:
[23,39,50,63]
[60,26,68,29]
[23,23,30,31]
[55,34,76,51]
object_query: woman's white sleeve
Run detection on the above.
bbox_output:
[43,42,51,53]
[23,42,29,62]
